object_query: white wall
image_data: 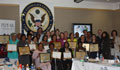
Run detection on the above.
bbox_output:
[0,0,119,10]
[114,2,120,10]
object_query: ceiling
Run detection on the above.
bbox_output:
[84,0,120,3]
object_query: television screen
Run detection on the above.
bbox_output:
[73,23,92,37]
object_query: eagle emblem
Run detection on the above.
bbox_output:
[29,9,46,28]
[21,2,53,33]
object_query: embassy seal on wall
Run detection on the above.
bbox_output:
[21,2,53,33]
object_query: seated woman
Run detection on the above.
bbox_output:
[32,43,51,70]
[7,33,19,64]
[60,42,73,70]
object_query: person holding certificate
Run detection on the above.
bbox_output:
[47,43,63,70]
[89,34,98,59]
[49,34,61,50]
[17,34,31,65]
[32,43,51,70]
[60,42,73,70]
[67,33,77,57]
[7,33,19,63]
[76,42,86,52]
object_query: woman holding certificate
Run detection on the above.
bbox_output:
[60,42,73,70]
[32,43,51,70]
[7,33,19,63]
[89,34,98,59]
[17,34,31,65]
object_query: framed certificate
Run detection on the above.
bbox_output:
[53,42,61,49]
[82,43,90,51]
[40,53,50,63]
[63,52,72,59]
[69,42,77,49]
[52,52,62,59]
[7,44,17,51]
[89,44,99,52]
[44,45,49,51]
[29,44,36,50]
[76,51,86,59]
[0,35,9,44]
[19,47,30,55]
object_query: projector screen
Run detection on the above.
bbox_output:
[73,23,92,37]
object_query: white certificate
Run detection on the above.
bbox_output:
[29,44,36,50]
[82,43,90,51]
[89,44,99,52]
[63,52,72,59]
[52,52,62,59]
[7,44,17,51]
[44,45,49,51]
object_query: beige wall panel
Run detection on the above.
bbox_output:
[54,8,115,35]
[0,5,20,33]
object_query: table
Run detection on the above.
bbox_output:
[71,59,120,70]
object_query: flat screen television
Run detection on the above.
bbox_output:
[73,23,92,37]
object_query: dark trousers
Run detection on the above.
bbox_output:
[51,59,63,70]
[63,59,72,70]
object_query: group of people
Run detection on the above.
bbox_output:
[7,27,120,70]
